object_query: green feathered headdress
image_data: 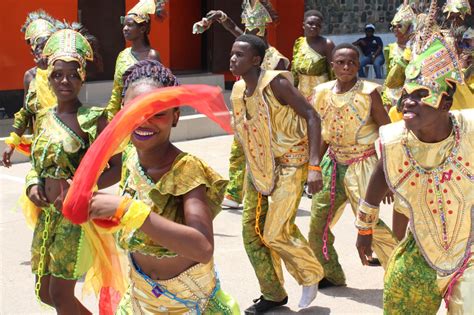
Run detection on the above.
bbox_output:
[42,28,94,81]
[22,10,56,48]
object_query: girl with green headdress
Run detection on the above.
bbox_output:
[23,23,122,314]
[105,0,163,121]
[2,10,57,167]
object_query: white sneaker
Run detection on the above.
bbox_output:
[222,197,240,209]
[298,283,318,308]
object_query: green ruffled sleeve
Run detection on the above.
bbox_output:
[25,167,42,191]
[154,153,228,219]
[13,79,38,130]
[13,108,32,130]
[77,106,106,145]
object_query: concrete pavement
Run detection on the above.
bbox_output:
[0,135,442,314]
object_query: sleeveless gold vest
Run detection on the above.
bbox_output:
[313,80,381,163]
[380,110,474,275]
[231,70,307,195]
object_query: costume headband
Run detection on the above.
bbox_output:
[43,29,94,81]
[124,0,167,24]
[391,4,416,35]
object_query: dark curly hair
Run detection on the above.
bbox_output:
[122,59,179,98]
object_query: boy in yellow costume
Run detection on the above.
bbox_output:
[2,10,57,166]
[356,21,473,314]
[193,1,290,208]
[229,34,324,312]
[308,44,398,288]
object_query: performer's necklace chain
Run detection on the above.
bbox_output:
[401,113,460,249]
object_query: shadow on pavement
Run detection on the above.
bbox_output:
[244,305,330,314]
[296,209,311,217]
[319,287,383,309]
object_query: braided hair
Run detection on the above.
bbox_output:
[122,59,179,98]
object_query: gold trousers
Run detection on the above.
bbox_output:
[242,164,324,301]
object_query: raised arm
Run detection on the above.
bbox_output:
[206,10,244,38]
[270,75,323,194]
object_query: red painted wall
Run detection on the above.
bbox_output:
[267,0,304,63]
[0,0,78,91]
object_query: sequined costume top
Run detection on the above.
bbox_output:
[380,110,473,275]
[27,106,105,183]
[105,48,138,121]
[312,79,381,163]
[231,70,308,195]
[291,37,332,98]
[118,148,227,258]
[13,68,57,131]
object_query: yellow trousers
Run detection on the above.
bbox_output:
[242,164,324,301]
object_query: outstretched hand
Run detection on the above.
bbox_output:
[1,146,14,167]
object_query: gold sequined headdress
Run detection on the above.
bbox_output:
[391,3,416,35]
[43,23,95,81]
[241,0,273,36]
[126,0,168,24]
[21,10,56,49]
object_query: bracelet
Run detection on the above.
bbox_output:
[308,165,322,172]
[4,132,21,148]
[355,199,379,230]
[217,11,228,23]
[120,200,152,231]
[358,229,373,236]
[112,197,132,221]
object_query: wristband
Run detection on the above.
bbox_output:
[113,197,132,221]
[308,165,322,172]
[358,229,373,236]
[355,199,379,230]
[4,132,21,148]
[217,11,228,23]
[120,200,152,231]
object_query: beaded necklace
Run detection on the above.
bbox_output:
[401,113,460,249]
[136,160,156,186]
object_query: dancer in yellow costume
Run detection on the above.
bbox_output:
[24,24,122,314]
[89,59,240,314]
[193,0,289,209]
[383,3,416,121]
[105,0,163,120]
[229,34,324,313]
[2,11,57,167]
[291,10,335,99]
[356,8,473,311]
[308,44,398,289]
